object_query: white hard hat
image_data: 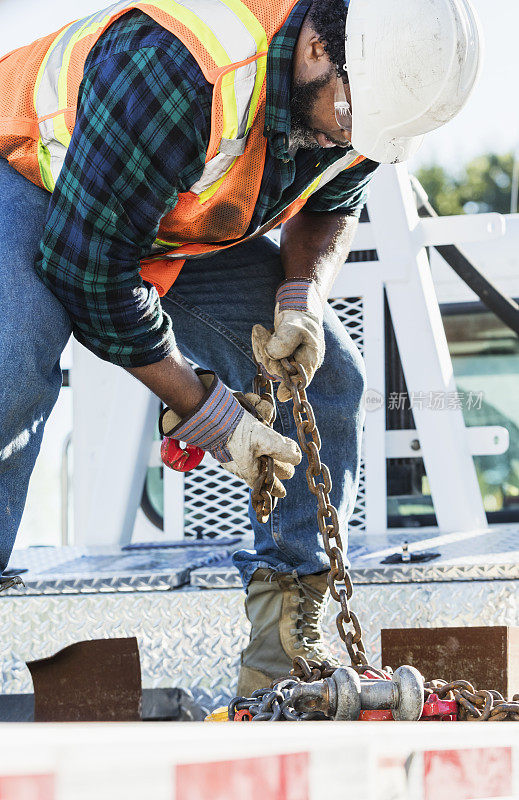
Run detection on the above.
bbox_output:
[344,0,484,163]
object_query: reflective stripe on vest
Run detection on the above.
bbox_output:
[33,0,268,191]
[300,150,366,201]
[155,149,366,258]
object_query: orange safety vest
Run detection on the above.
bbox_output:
[0,0,365,295]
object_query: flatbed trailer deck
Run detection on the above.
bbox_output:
[1,527,518,713]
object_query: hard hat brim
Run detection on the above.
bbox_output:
[351,128,424,164]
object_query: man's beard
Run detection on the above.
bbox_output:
[289,69,333,151]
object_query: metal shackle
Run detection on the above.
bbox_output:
[331,665,424,721]
[289,667,361,720]
[358,665,424,720]
[390,665,425,720]
[289,664,424,721]
[328,667,362,720]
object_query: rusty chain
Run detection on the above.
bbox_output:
[279,355,374,672]
[250,365,278,525]
[424,679,519,722]
[250,354,372,673]
[247,354,519,721]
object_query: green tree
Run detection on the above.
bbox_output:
[415,152,514,216]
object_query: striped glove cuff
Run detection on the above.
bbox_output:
[275,279,322,319]
[159,371,244,463]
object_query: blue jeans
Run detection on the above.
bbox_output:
[0,157,366,585]
[0,159,72,567]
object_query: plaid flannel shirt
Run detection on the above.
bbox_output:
[35,2,378,367]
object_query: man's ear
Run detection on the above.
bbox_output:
[294,19,331,83]
[300,33,330,81]
[301,31,327,68]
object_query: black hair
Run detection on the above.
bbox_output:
[308,0,348,77]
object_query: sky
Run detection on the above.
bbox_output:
[1,0,517,173]
[408,0,518,173]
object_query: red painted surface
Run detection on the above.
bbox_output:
[359,709,394,721]
[358,694,457,721]
[0,775,54,800]
[233,709,253,721]
[176,753,309,800]
[420,694,458,721]
[161,438,204,472]
[424,748,512,800]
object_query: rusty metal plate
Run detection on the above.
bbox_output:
[381,626,519,698]
[27,637,141,722]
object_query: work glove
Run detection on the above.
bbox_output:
[159,371,301,498]
[252,279,324,402]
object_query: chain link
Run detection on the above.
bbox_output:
[425,679,519,721]
[250,355,370,671]
[250,363,277,524]
[247,355,519,720]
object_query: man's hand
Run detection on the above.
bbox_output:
[222,391,301,496]
[253,212,359,401]
[159,371,301,496]
[252,279,324,402]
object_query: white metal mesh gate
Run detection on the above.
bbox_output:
[183,297,366,539]
[184,468,250,539]
[329,297,366,531]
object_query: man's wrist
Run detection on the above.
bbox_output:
[275,278,323,319]
[159,371,244,463]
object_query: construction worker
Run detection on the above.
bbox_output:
[0,0,481,694]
